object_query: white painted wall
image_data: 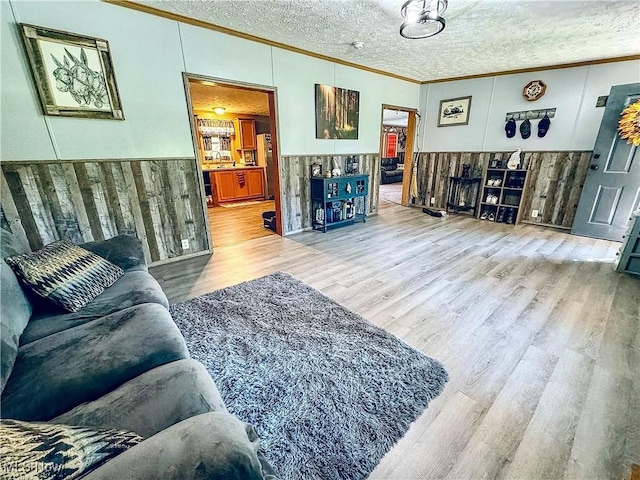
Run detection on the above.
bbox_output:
[334,65,420,155]
[418,60,640,152]
[272,49,335,156]
[1,0,420,161]
[1,0,57,161]
[180,23,274,88]
[420,77,494,152]
[2,1,195,160]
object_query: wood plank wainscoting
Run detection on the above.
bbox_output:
[0,158,210,265]
[279,153,380,234]
[412,151,591,229]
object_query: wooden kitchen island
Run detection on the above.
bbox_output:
[203,166,265,206]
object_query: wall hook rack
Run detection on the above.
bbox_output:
[505,108,556,122]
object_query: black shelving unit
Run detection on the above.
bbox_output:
[447,177,482,216]
[477,167,529,225]
[311,174,369,232]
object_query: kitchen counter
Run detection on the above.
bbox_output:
[203,166,266,205]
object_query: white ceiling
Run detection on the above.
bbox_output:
[383,109,409,126]
[134,0,640,82]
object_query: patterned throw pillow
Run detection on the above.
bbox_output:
[0,419,143,479]
[4,241,124,312]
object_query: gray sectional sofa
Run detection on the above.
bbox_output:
[0,228,275,479]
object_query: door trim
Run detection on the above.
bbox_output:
[182,73,284,240]
[380,104,418,207]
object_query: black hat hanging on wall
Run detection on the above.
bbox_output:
[538,114,551,137]
[505,117,516,138]
[520,118,532,139]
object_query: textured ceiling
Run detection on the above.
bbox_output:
[383,109,409,126]
[134,0,640,82]
[189,81,270,115]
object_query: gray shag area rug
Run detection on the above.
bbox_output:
[169,272,448,480]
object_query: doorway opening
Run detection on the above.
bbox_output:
[378,105,417,208]
[183,74,282,249]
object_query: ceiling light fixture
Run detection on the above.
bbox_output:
[213,107,226,115]
[400,0,447,39]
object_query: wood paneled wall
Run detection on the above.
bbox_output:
[410,151,590,229]
[0,158,209,264]
[279,154,380,234]
[520,151,591,228]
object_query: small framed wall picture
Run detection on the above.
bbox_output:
[19,24,124,119]
[437,96,472,127]
[310,163,323,178]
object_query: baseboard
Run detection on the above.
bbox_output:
[521,220,571,230]
[284,227,312,236]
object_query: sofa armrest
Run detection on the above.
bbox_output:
[83,412,277,480]
[81,235,147,272]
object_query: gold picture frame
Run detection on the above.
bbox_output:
[19,24,124,119]
[437,96,472,127]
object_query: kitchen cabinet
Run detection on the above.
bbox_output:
[216,171,238,202]
[247,169,264,197]
[208,167,265,204]
[238,119,256,150]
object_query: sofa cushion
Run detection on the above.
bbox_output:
[81,235,148,273]
[21,270,170,345]
[381,168,404,184]
[1,303,189,421]
[0,419,142,479]
[0,261,32,394]
[0,229,33,395]
[54,359,226,438]
[1,228,30,258]
[4,241,124,313]
[381,158,399,170]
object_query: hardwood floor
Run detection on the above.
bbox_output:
[207,200,276,248]
[379,182,403,204]
[150,198,640,480]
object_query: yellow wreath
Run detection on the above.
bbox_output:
[618,99,640,146]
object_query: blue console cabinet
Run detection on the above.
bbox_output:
[310,174,369,232]
[615,209,640,276]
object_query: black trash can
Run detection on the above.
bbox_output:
[262,211,276,232]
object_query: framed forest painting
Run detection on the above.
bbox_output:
[315,84,359,139]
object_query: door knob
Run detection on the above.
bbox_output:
[590,164,599,170]
[593,154,601,159]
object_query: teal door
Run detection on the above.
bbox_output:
[571,83,640,241]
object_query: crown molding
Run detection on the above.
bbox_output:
[421,55,640,84]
